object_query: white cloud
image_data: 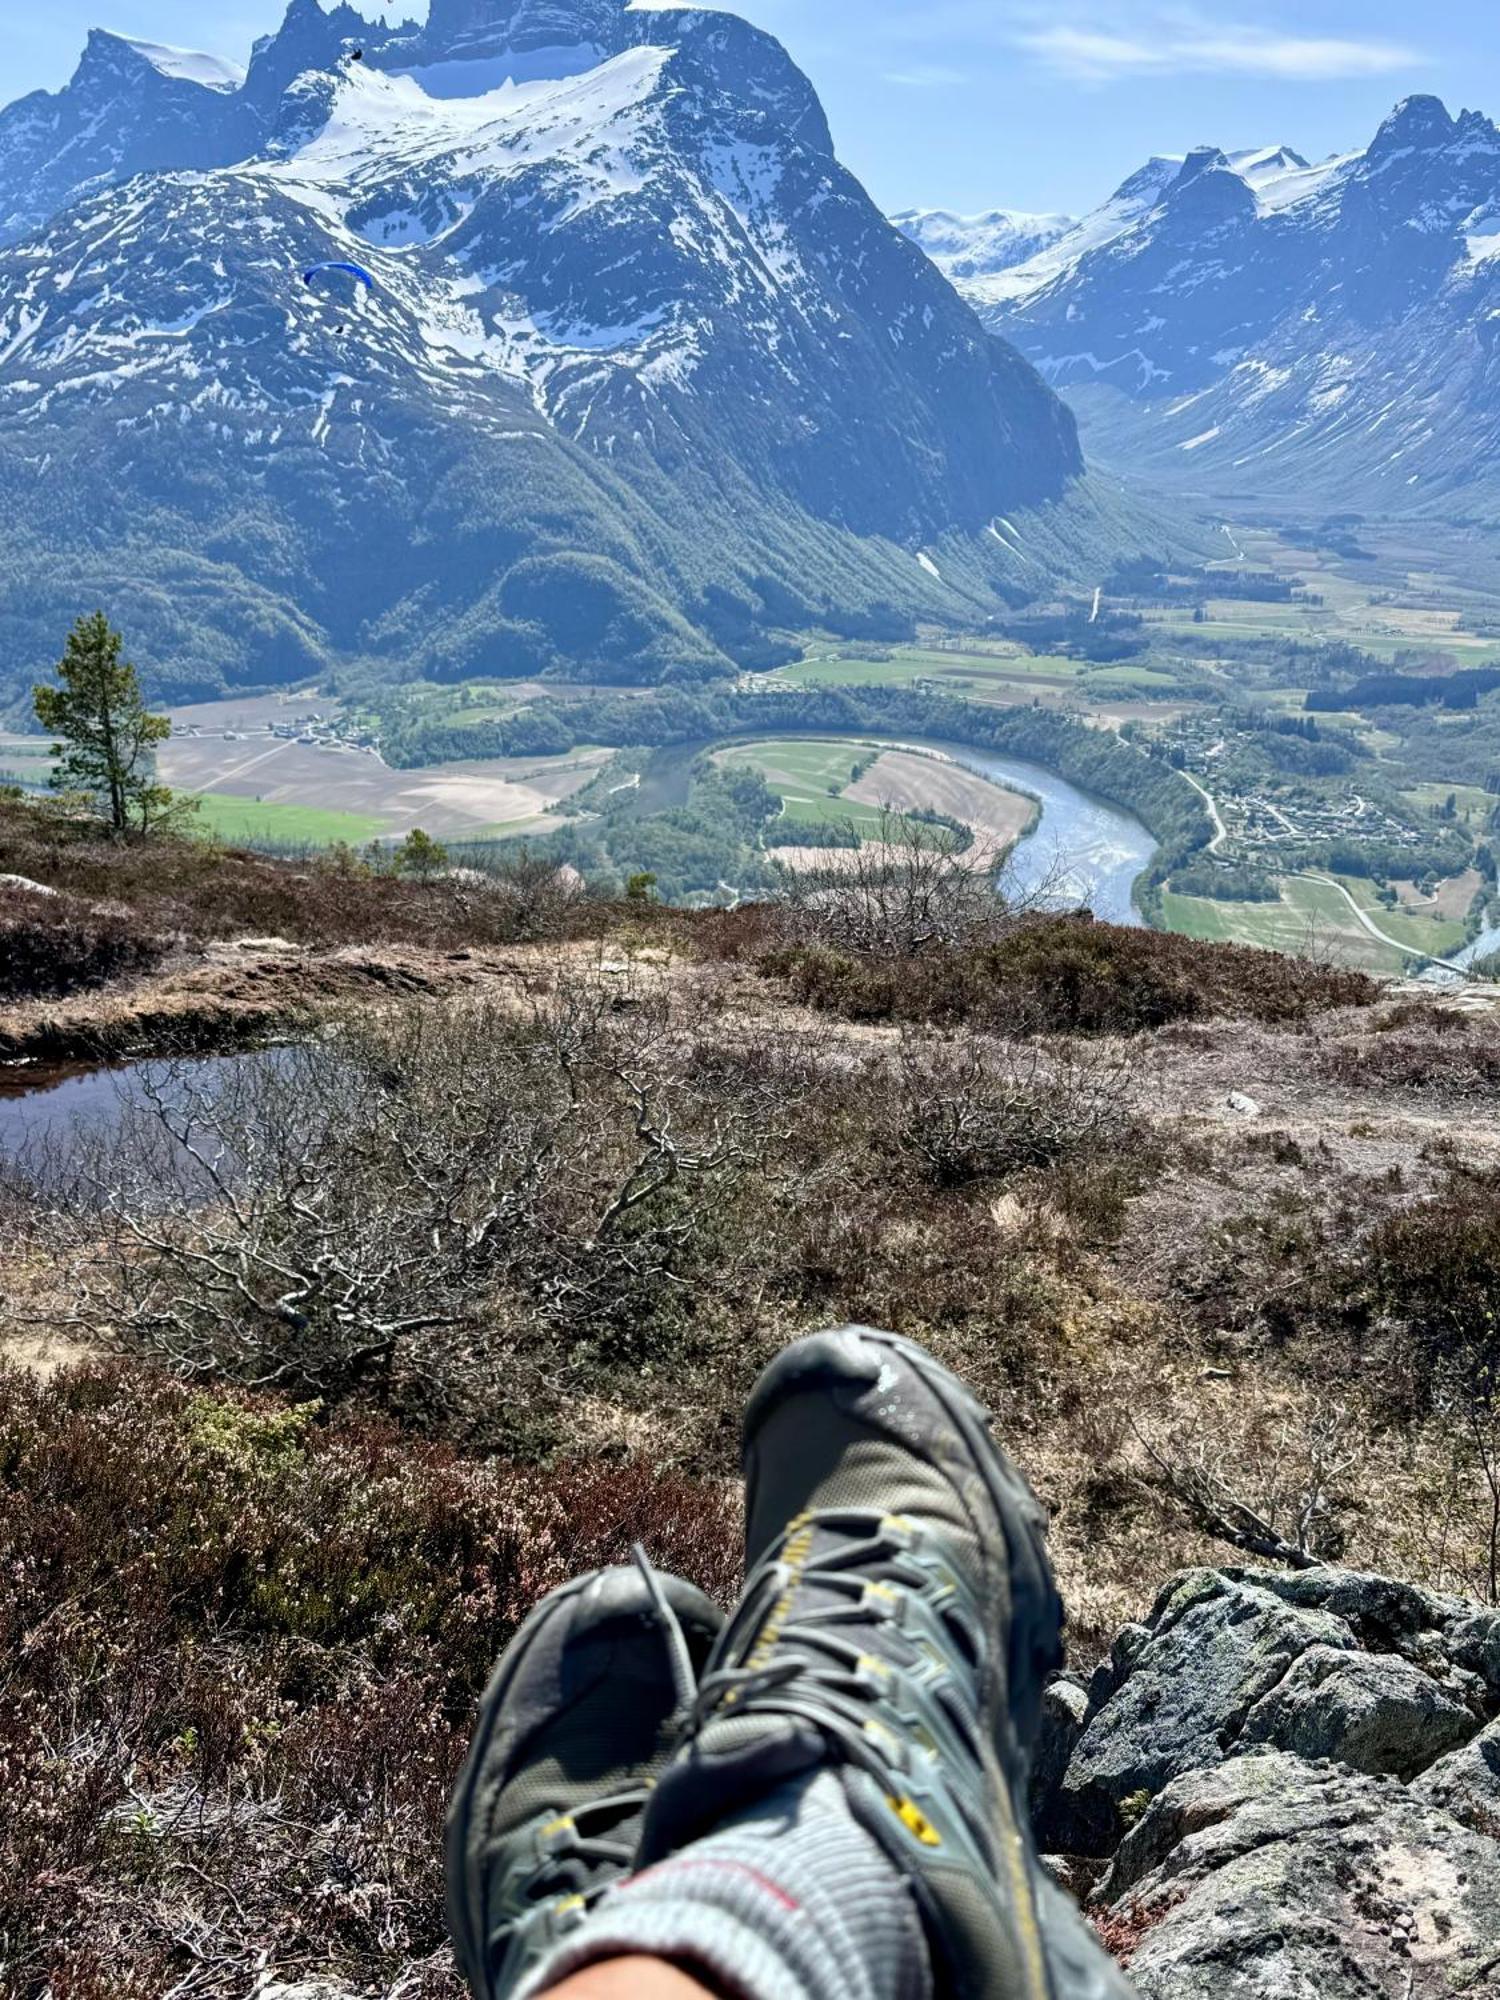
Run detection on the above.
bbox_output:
[1018,21,1421,83]
[883,62,968,87]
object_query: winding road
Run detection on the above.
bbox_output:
[1294,873,1470,976]
[1179,770,1229,854]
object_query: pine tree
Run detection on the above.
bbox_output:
[393,827,448,878]
[33,613,185,836]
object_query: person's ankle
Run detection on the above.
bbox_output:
[543,1958,721,2000]
[521,1772,930,2000]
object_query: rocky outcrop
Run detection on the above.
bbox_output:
[1038,1566,1500,1996]
[1413,1717,1500,1836]
[1106,1753,1500,1997]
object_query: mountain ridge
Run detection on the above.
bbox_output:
[909,95,1500,512]
[0,0,1143,706]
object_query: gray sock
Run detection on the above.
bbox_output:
[519,1770,932,2000]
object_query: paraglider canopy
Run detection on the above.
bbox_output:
[302,260,376,290]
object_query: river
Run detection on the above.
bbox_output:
[0,741,1157,1160]
[640,731,1158,925]
[920,741,1155,927]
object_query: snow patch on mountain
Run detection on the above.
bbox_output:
[892,207,1075,283]
[923,94,1500,507]
[122,40,246,92]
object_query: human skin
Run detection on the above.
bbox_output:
[544,1957,720,1999]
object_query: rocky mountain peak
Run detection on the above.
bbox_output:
[1163,146,1256,225]
[422,0,625,59]
[0,0,1089,694]
[245,0,374,102]
[933,89,1500,510]
[1106,155,1182,211]
[1369,92,1458,157]
[76,28,162,81]
[1171,145,1231,189]
[74,27,244,95]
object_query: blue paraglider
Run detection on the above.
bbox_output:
[301,260,376,335]
[302,260,376,292]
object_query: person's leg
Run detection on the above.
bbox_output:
[444,1552,928,2000]
[444,1564,723,2000]
[517,1765,929,2000]
[449,1325,1136,2000]
[535,1326,1135,2000]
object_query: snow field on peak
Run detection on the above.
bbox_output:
[261,49,675,195]
[118,38,246,91]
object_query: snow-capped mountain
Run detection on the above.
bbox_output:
[0,0,1117,701]
[932,99,1500,510]
[891,208,1075,284]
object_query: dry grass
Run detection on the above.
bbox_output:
[0,1362,737,2000]
[4,810,1499,1990]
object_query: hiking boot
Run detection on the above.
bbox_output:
[639,1325,1135,2000]
[446,1559,724,2000]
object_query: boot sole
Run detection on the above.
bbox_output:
[444,1566,721,1999]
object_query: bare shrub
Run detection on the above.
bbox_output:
[1322,1014,1500,1094]
[1136,1400,1359,1568]
[38,978,803,1405]
[880,1032,1138,1189]
[773,808,1021,955]
[1365,1170,1500,1407]
[718,905,1377,1037]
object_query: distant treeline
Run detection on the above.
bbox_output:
[1308,667,1500,713]
[1102,556,1304,605]
[995,607,1148,663]
[1168,860,1280,902]
[387,684,1212,912]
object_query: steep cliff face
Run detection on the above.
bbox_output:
[421,0,625,59]
[0,31,251,248]
[0,0,1100,699]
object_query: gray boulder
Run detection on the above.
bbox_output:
[1054,1568,1496,1854]
[1100,1750,1500,1999]
[1240,1567,1500,1690]
[1237,1642,1474,1779]
[1413,1717,1500,1837]
[1031,1677,1090,1847]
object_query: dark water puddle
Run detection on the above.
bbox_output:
[0,1048,296,1185]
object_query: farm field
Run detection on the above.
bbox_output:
[1160,877,1406,975]
[156,696,613,841]
[1333,872,1471,959]
[714,737,892,831]
[767,645,1081,694]
[844,749,1038,858]
[186,794,388,846]
[714,737,1036,858]
[759,643,1191,732]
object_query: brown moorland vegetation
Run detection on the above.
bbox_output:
[3,802,1500,1997]
[0,1363,737,2000]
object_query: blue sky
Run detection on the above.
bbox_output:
[7,0,1491,213]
